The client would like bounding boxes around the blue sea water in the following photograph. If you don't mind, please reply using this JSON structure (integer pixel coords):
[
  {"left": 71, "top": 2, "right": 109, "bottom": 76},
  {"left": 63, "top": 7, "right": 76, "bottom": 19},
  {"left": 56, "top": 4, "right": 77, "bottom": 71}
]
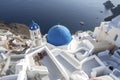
[{"left": 0, "top": 0, "right": 119, "bottom": 34}]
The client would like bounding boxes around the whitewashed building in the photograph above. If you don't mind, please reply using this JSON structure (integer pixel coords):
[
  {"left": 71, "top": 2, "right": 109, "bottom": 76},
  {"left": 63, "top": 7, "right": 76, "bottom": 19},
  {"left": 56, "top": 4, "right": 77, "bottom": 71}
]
[{"left": 93, "top": 15, "right": 120, "bottom": 47}]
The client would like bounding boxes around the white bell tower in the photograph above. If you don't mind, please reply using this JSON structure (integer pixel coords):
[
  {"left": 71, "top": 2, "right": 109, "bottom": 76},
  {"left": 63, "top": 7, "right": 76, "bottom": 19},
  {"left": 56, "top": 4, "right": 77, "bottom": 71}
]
[{"left": 29, "top": 21, "right": 42, "bottom": 47}]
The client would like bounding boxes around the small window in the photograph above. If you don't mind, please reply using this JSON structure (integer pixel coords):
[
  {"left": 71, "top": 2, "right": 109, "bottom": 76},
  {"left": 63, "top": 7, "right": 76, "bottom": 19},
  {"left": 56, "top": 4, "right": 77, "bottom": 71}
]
[
  {"left": 114, "top": 34, "right": 118, "bottom": 41},
  {"left": 34, "top": 32, "right": 37, "bottom": 36},
  {"left": 35, "top": 37, "right": 38, "bottom": 39}
]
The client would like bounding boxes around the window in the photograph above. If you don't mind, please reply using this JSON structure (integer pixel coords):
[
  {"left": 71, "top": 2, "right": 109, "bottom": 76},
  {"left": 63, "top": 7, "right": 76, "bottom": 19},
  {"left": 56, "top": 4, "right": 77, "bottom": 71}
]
[
  {"left": 34, "top": 32, "right": 37, "bottom": 36},
  {"left": 35, "top": 37, "right": 38, "bottom": 39},
  {"left": 114, "top": 34, "right": 118, "bottom": 41}
]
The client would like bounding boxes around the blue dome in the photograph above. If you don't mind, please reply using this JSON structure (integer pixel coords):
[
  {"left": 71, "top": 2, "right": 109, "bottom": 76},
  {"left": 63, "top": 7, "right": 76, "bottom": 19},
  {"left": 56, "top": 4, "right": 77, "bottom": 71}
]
[
  {"left": 47, "top": 25, "right": 72, "bottom": 46},
  {"left": 29, "top": 21, "right": 39, "bottom": 30}
]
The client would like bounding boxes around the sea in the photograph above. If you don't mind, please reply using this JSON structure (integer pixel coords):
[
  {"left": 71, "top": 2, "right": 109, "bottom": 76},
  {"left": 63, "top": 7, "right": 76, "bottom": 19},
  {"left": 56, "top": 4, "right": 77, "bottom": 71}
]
[{"left": 0, "top": 0, "right": 119, "bottom": 34}]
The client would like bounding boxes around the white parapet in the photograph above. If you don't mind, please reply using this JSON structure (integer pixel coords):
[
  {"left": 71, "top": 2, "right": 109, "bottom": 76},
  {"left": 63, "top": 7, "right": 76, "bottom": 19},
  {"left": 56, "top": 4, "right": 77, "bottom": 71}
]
[
  {"left": 17, "top": 70, "right": 27, "bottom": 80},
  {"left": 110, "top": 69, "right": 120, "bottom": 80},
  {"left": 15, "top": 59, "right": 27, "bottom": 74},
  {"left": 0, "top": 74, "right": 18, "bottom": 80},
  {"left": 45, "top": 46, "right": 70, "bottom": 80},
  {"left": 80, "top": 55, "right": 106, "bottom": 78},
  {"left": 25, "top": 46, "right": 69, "bottom": 80},
  {"left": 30, "top": 66, "right": 49, "bottom": 75},
  {"left": 70, "top": 71, "right": 89, "bottom": 80},
  {"left": 60, "top": 51, "right": 81, "bottom": 69}
]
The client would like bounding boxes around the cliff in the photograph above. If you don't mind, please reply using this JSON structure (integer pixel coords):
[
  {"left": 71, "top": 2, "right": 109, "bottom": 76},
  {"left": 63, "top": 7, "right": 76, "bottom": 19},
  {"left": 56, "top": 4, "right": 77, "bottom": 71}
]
[{"left": 0, "top": 21, "right": 30, "bottom": 39}]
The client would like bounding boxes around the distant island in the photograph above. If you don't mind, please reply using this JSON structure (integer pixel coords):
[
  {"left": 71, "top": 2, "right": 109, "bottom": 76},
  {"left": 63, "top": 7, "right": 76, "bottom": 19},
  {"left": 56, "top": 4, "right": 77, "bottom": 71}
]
[{"left": 0, "top": 21, "right": 30, "bottom": 39}]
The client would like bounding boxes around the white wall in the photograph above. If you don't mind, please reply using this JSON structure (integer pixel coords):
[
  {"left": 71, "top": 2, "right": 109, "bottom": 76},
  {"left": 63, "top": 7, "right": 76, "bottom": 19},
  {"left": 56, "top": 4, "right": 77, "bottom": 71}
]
[
  {"left": 0, "top": 74, "right": 18, "bottom": 80},
  {"left": 29, "top": 29, "right": 42, "bottom": 47},
  {"left": 94, "top": 22, "right": 120, "bottom": 47}
]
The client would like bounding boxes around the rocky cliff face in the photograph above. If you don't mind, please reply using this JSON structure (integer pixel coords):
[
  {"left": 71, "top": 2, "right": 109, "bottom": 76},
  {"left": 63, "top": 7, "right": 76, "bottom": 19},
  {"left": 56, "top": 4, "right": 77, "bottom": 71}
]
[
  {"left": 0, "top": 22, "right": 10, "bottom": 30},
  {"left": 9, "top": 23, "right": 30, "bottom": 39},
  {"left": 0, "top": 22, "right": 30, "bottom": 39}
]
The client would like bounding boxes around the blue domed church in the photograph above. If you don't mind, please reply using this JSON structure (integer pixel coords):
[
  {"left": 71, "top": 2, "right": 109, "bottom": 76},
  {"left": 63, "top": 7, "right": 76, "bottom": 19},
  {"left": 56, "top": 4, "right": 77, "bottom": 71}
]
[{"left": 47, "top": 25, "right": 72, "bottom": 46}]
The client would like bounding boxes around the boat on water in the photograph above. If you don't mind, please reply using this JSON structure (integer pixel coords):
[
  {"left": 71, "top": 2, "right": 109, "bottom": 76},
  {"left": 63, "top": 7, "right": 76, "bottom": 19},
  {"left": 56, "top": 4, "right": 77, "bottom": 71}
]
[
  {"left": 80, "top": 21, "right": 85, "bottom": 25},
  {"left": 0, "top": 15, "right": 120, "bottom": 80}
]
